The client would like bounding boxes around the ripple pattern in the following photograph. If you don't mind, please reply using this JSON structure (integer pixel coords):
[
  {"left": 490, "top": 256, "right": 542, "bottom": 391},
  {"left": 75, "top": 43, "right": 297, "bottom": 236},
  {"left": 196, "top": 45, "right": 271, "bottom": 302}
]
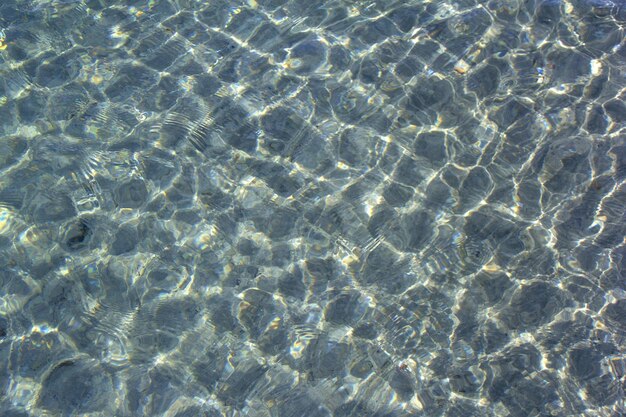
[{"left": 0, "top": 0, "right": 625, "bottom": 416}]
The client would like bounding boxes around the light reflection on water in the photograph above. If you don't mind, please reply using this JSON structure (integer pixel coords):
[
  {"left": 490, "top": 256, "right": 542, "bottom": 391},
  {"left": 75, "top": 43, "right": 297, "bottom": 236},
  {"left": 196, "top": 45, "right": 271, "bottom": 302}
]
[{"left": 0, "top": 0, "right": 625, "bottom": 416}]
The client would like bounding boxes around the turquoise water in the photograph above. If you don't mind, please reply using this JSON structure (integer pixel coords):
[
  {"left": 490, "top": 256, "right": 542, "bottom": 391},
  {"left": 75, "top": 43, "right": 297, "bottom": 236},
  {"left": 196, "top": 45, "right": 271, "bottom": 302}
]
[{"left": 0, "top": 0, "right": 625, "bottom": 416}]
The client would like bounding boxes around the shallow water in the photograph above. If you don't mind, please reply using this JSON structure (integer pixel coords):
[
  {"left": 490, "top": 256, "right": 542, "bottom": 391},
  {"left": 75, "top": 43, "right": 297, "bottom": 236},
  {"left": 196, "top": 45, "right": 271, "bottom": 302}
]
[{"left": 0, "top": 0, "right": 625, "bottom": 416}]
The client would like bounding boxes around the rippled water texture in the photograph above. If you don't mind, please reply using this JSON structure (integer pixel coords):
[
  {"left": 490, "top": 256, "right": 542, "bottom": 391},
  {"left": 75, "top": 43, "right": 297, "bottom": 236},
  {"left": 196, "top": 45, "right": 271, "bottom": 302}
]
[{"left": 1, "top": 0, "right": 626, "bottom": 416}]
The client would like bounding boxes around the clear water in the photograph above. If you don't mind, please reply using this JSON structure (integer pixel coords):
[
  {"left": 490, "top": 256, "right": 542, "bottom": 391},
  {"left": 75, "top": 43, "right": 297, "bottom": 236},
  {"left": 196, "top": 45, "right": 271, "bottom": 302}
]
[{"left": 0, "top": 0, "right": 625, "bottom": 416}]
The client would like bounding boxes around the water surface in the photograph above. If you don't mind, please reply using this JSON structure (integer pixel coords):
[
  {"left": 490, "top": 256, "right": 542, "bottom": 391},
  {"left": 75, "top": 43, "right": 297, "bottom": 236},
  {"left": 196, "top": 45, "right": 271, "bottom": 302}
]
[{"left": 1, "top": 0, "right": 625, "bottom": 416}]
